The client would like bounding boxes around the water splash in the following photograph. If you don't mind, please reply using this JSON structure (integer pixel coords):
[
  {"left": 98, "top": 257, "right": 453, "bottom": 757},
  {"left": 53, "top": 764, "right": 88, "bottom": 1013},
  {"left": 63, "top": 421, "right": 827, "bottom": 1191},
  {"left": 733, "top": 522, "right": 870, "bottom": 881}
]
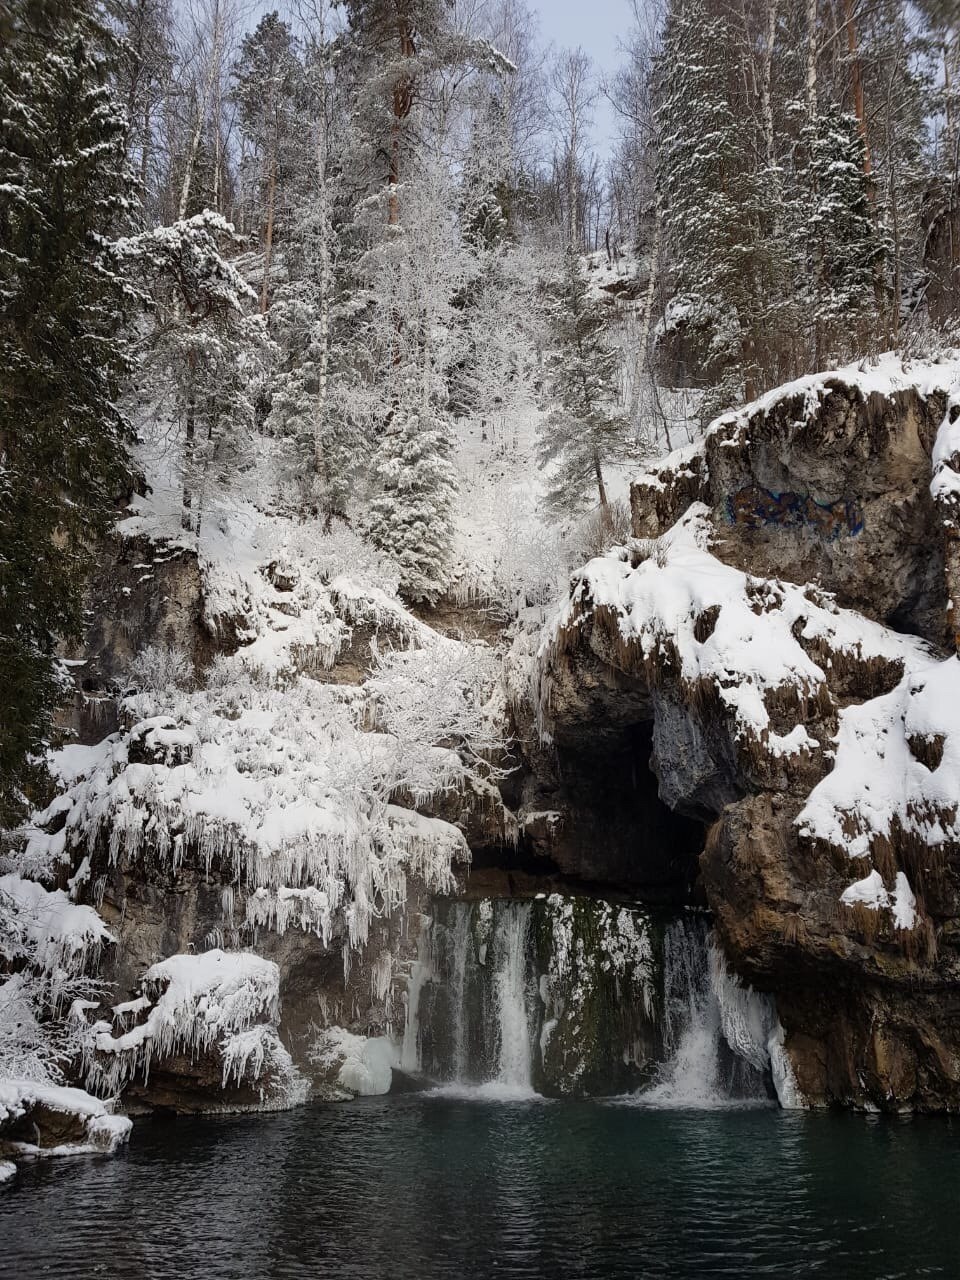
[{"left": 635, "top": 918, "right": 798, "bottom": 1110}]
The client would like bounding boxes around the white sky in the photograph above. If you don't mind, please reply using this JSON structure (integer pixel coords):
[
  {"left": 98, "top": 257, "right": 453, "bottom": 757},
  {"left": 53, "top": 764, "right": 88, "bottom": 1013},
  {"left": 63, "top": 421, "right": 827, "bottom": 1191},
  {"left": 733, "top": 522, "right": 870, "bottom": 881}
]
[{"left": 535, "top": 0, "right": 635, "bottom": 156}]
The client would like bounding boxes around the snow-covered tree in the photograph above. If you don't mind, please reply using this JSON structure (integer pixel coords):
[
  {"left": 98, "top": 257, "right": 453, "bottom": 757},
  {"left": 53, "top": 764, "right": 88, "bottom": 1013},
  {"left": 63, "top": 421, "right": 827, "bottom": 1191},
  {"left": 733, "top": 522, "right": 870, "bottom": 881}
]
[
  {"left": 265, "top": 24, "right": 363, "bottom": 517},
  {"left": 654, "top": 0, "right": 777, "bottom": 412},
  {"left": 119, "top": 211, "right": 274, "bottom": 533},
  {"left": 232, "top": 11, "right": 300, "bottom": 312},
  {"left": 538, "top": 247, "right": 628, "bottom": 519},
  {"left": 365, "top": 394, "right": 459, "bottom": 602},
  {"left": 354, "top": 162, "right": 474, "bottom": 599},
  {"left": 794, "top": 103, "right": 888, "bottom": 362},
  {"left": 0, "top": 0, "right": 136, "bottom": 822}
]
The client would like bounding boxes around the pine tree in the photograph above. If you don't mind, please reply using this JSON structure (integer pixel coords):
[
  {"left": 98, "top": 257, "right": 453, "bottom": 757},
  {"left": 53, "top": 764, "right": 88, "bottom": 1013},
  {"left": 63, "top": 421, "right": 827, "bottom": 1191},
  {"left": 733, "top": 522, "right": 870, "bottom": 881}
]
[
  {"left": 538, "top": 246, "right": 627, "bottom": 519},
  {"left": 356, "top": 161, "right": 469, "bottom": 599},
  {"left": 120, "top": 212, "right": 274, "bottom": 534},
  {"left": 232, "top": 11, "right": 299, "bottom": 312},
  {"left": 365, "top": 392, "right": 459, "bottom": 602},
  {"left": 795, "top": 103, "right": 887, "bottom": 360},
  {"left": 338, "top": 0, "right": 452, "bottom": 225},
  {"left": 264, "top": 27, "right": 362, "bottom": 517},
  {"left": 0, "top": 0, "right": 135, "bottom": 822},
  {"left": 653, "top": 0, "right": 790, "bottom": 414}
]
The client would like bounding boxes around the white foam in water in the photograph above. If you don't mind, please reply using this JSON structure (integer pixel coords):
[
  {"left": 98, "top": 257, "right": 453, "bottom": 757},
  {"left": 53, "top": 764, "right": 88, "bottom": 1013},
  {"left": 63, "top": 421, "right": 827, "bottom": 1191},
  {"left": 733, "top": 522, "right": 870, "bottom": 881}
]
[{"left": 424, "top": 1081, "right": 546, "bottom": 1103}]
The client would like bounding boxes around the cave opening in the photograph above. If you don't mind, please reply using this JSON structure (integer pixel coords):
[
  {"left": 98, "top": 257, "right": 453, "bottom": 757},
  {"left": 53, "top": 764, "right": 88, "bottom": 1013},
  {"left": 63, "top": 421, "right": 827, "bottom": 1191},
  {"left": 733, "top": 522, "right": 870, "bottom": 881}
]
[{"left": 476, "top": 719, "right": 706, "bottom": 909}]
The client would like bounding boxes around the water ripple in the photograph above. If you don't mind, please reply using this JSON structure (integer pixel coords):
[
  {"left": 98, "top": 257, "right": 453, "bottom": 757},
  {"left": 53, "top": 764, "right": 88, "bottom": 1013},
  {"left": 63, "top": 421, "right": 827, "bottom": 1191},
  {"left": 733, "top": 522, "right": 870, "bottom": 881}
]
[{"left": 1, "top": 1099, "right": 958, "bottom": 1280}]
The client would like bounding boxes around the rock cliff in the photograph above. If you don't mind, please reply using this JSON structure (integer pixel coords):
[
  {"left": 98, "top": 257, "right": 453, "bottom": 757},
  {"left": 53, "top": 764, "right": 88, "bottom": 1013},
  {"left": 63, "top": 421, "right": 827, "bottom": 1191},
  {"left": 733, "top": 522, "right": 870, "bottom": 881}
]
[{"left": 530, "top": 356, "right": 960, "bottom": 1111}]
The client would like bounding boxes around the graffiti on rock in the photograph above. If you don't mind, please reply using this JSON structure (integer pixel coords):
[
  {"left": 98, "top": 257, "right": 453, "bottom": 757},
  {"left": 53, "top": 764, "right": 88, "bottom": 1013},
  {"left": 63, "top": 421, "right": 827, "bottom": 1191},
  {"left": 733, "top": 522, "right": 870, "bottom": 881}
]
[{"left": 725, "top": 486, "right": 864, "bottom": 540}]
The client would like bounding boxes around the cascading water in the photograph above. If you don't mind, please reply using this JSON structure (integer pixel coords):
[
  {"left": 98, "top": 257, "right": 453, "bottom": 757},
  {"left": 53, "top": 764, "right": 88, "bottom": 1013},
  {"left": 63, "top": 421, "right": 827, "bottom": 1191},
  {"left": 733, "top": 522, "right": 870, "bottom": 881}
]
[
  {"left": 637, "top": 916, "right": 800, "bottom": 1109},
  {"left": 490, "top": 903, "right": 535, "bottom": 1089},
  {"left": 404, "top": 897, "right": 800, "bottom": 1106},
  {"left": 407, "top": 896, "right": 660, "bottom": 1098},
  {"left": 412, "top": 900, "right": 539, "bottom": 1096}
]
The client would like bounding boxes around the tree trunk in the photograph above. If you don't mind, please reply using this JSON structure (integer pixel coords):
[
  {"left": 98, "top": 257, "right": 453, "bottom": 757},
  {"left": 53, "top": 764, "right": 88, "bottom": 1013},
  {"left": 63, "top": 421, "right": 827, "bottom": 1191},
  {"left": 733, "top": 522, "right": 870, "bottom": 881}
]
[
  {"left": 805, "top": 0, "right": 818, "bottom": 122},
  {"left": 628, "top": 197, "right": 663, "bottom": 437},
  {"left": 842, "top": 0, "right": 871, "bottom": 175},
  {"left": 593, "top": 450, "right": 609, "bottom": 513},
  {"left": 260, "top": 136, "right": 278, "bottom": 313},
  {"left": 388, "top": 14, "right": 416, "bottom": 226},
  {"left": 760, "top": 0, "right": 779, "bottom": 169}
]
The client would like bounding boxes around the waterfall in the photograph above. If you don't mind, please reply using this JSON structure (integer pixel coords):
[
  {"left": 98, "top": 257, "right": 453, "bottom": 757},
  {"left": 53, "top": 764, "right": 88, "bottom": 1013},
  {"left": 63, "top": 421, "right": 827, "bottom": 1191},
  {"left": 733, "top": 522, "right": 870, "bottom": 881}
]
[
  {"left": 403, "top": 897, "right": 799, "bottom": 1105},
  {"left": 406, "top": 895, "right": 661, "bottom": 1098},
  {"left": 490, "top": 903, "right": 534, "bottom": 1089},
  {"left": 637, "top": 917, "right": 800, "bottom": 1109},
  {"left": 407, "top": 900, "right": 539, "bottom": 1096}
]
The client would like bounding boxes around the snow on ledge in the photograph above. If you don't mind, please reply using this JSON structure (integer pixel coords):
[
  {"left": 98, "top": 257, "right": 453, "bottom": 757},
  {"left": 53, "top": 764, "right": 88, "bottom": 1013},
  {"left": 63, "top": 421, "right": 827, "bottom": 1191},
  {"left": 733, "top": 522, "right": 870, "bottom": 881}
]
[
  {"left": 796, "top": 655, "right": 960, "bottom": 862},
  {"left": 707, "top": 352, "right": 960, "bottom": 446},
  {"left": 0, "top": 1079, "right": 132, "bottom": 1160},
  {"left": 839, "top": 870, "right": 917, "bottom": 932},
  {"left": 541, "top": 506, "right": 927, "bottom": 755}
]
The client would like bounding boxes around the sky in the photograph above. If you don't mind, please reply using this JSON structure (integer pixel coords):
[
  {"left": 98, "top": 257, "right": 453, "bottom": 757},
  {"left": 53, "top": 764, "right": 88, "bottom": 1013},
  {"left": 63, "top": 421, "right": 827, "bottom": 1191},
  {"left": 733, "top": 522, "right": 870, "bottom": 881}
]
[{"left": 536, "top": 0, "right": 635, "bottom": 156}]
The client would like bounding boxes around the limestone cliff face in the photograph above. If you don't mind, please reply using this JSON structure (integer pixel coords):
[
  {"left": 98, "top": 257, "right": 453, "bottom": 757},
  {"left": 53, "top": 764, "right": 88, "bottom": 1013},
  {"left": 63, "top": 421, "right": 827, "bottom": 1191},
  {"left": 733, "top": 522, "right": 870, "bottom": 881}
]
[
  {"left": 44, "top": 357, "right": 960, "bottom": 1114},
  {"left": 50, "top": 536, "right": 511, "bottom": 1113},
  {"left": 533, "top": 359, "right": 960, "bottom": 1112}
]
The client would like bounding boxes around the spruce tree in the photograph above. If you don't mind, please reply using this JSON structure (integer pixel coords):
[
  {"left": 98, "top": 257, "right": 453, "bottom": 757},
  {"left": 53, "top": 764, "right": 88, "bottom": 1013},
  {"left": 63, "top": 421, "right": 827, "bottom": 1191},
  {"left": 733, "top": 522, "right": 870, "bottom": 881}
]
[
  {"left": 538, "top": 246, "right": 627, "bottom": 519},
  {"left": 0, "top": 0, "right": 135, "bottom": 822},
  {"left": 365, "top": 393, "right": 459, "bottom": 602},
  {"left": 654, "top": 0, "right": 788, "bottom": 415},
  {"left": 796, "top": 103, "right": 887, "bottom": 359}
]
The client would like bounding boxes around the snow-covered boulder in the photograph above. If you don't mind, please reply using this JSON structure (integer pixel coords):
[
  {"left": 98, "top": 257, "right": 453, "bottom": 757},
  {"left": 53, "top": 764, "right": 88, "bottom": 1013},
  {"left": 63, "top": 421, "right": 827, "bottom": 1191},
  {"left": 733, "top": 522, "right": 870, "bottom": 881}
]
[
  {"left": 632, "top": 354, "right": 960, "bottom": 646},
  {"left": 0, "top": 1080, "right": 131, "bottom": 1166},
  {"left": 87, "top": 949, "right": 305, "bottom": 1112},
  {"left": 310, "top": 1027, "right": 400, "bottom": 1100}
]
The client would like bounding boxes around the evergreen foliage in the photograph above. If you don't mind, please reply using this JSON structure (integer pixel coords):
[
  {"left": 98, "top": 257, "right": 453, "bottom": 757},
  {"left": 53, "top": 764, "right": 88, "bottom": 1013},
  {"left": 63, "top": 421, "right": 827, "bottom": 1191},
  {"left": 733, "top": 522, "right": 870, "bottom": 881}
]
[
  {"left": 797, "top": 104, "right": 888, "bottom": 356},
  {"left": 364, "top": 395, "right": 459, "bottom": 603},
  {"left": 538, "top": 247, "right": 627, "bottom": 517},
  {"left": 0, "top": 0, "right": 135, "bottom": 821}
]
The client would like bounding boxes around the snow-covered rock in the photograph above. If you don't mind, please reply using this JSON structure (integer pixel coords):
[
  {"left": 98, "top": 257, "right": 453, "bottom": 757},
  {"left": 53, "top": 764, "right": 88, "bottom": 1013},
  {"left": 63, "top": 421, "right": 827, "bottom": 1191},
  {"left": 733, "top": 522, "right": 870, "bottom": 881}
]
[
  {"left": 0, "top": 1079, "right": 131, "bottom": 1164},
  {"left": 632, "top": 353, "right": 960, "bottom": 647},
  {"left": 88, "top": 949, "right": 293, "bottom": 1105}
]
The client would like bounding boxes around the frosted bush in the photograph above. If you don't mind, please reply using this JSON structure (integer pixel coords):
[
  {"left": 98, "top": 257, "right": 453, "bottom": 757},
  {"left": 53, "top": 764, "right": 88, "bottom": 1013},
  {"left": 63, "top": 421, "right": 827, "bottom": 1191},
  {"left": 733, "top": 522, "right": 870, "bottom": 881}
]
[
  {"left": 0, "top": 874, "right": 112, "bottom": 1084},
  {"left": 575, "top": 499, "right": 633, "bottom": 562},
  {"left": 125, "top": 645, "right": 192, "bottom": 696},
  {"left": 367, "top": 640, "right": 507, "bottom": 771}
]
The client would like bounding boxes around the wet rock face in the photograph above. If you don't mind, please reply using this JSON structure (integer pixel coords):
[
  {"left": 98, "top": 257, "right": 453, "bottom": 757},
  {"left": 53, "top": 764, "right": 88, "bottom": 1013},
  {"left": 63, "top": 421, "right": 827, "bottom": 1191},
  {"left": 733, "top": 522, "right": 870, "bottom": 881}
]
[{"left": 699, "top": 790, "right": 960, "bottom": 1112}]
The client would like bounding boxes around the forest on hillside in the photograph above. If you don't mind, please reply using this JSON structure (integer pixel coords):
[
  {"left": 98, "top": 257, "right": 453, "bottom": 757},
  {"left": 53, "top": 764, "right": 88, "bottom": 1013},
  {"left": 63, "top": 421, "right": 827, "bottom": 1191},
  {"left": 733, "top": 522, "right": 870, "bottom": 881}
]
[{"left": 2, "top": 0, "right": 959, "bottom": 820}]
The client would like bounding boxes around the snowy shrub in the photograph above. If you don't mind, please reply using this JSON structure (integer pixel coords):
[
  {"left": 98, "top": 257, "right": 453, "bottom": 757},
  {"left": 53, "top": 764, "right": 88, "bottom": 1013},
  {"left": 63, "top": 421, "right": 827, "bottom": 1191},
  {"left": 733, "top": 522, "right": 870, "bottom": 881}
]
[
  {"left": 575, "top": 500, "right": 633, "bottom": 561},
  {"left": 272, "top": 520, "right": 403, "bottom": 599},
  {"left": 0, "top": 874, "right": 113, "bottom": 1084},
  {"left": 124, "top": 645, "right": 192, "bottom": 697},
  {"left": 367, "top": 641, "right": 507, "bottom": 771}
]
